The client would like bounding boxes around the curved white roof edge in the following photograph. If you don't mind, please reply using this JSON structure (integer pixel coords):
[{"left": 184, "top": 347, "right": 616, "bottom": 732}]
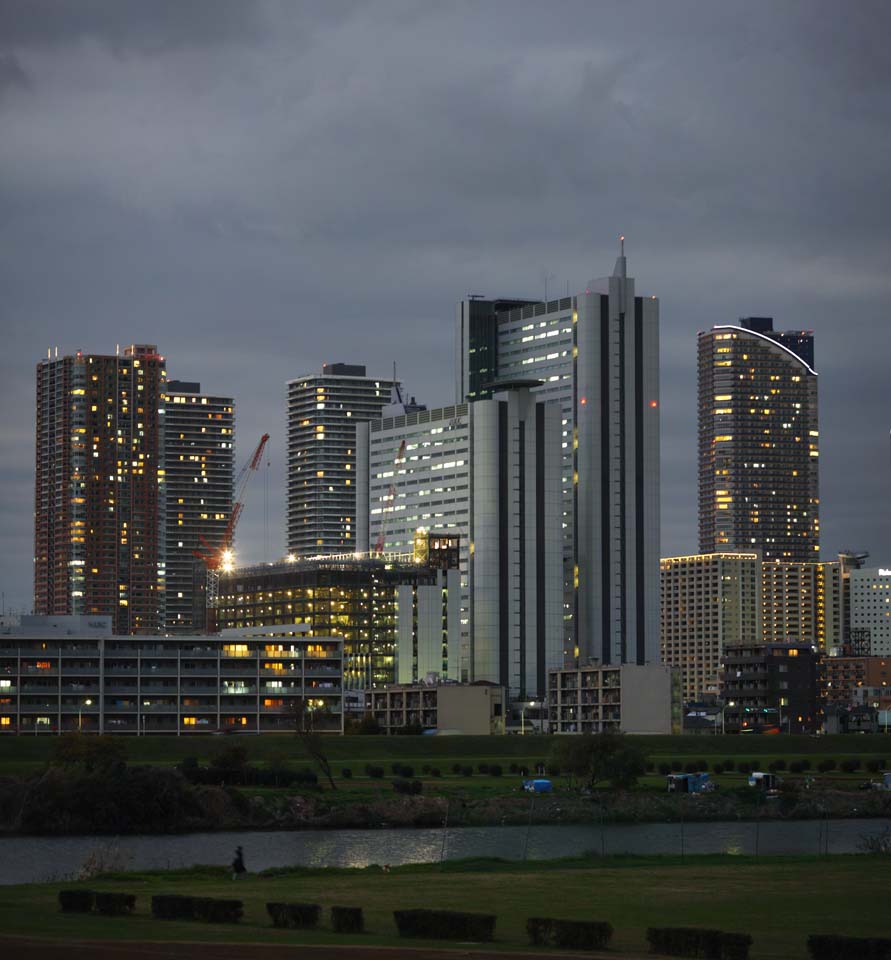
[{"left": 710, "top": 325, "right": 818, "bottom": 376}]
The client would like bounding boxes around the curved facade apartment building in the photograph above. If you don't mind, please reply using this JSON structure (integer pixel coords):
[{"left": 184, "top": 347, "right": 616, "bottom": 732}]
[{"left": 698, "top": 319, "right": 819, "bottom": 562}]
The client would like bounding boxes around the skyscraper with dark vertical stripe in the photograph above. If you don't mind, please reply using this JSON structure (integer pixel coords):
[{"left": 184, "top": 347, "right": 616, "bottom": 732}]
[{"left": 455, "top": 241, "right": 661, "bottom": 666}]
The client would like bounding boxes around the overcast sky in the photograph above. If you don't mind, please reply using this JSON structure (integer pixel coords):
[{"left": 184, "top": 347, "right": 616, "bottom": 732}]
[{"left": 1, "top": 0, "right": 889, "bottom": 614}]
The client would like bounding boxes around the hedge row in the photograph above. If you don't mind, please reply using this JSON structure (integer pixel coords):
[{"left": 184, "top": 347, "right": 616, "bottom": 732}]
[
  {"left": 59, "top": 890, "right": 135, "bottom": 916},
  {"left": 807, "top": 934, "right": 891, "bottom": 960},
  {"left": 151, "top": 894, "right": 242, "bottom": 923},
  {"left": 527, "top": 916, "right": 613, "bottom": 950},
  {"left": 394, "top": 908, "right": 496, "bottom": 941},
  {"left": 646, "top": 926, "right": 752, "bottom": 959},
  {"left": 267, "top": 902, "right": 321, "bottom": 929}
]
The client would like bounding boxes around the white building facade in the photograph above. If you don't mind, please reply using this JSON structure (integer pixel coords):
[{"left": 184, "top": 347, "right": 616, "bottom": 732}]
[
  {"left": 849, "top": 568, "right": 891, "bottom": 656},
  {"left": 357, "top": 386, "right": 563, "bottom": 698}
]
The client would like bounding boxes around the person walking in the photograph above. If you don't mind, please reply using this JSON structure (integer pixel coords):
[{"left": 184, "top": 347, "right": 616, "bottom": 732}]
[{"left": 232, "top": 845, "right": 246, "bottom": 880}]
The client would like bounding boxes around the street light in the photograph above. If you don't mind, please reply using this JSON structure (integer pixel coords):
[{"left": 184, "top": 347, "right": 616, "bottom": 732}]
[{"left": 78, "top": 698, "right": 93, "bottom": 732}]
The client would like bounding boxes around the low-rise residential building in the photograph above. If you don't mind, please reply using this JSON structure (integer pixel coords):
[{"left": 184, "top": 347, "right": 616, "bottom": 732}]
[
  {"left": 547, "top": 663, "right": 681, "bottom": 735},
  {"left": 721, "top": 642, "right": 820, "bottom": 734},
  {"left": 368, "top": 681, "right": 506, "bottom": 735},
  {"left": 824, "top": 655, "right": 891, "bottom": 705},
  {"left": 0, "top": 617, "right": 344, "bottom": 735}
]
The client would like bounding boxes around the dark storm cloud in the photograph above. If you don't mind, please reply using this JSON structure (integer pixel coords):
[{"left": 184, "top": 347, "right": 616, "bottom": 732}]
[
  {"left": 0, "top": 0, "right": 265, "bottom": 52},
  {"left": 1, "top": 0, "right": 890, "bottom": 611}
]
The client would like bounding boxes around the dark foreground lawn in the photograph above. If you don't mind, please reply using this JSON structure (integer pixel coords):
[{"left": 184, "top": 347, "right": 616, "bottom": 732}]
[{"left": 0, "top": 854, "right": 887, "bottom": 959}]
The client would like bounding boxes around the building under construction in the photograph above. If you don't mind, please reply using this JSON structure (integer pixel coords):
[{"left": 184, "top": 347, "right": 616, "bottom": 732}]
[{"left": 216, "top": 532, "right": 461, "bottom": 688}]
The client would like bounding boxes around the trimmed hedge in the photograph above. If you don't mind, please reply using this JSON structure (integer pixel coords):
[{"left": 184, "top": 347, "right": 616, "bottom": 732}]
[
  {"left": 331, "top": 905, "right": 364, "bottom": 934},
  {"left": 807, "top": 934, "right": 891, "bottom": 960},
  {"left": 527, "top": 916, "right": 613, "bottom": 950},
  {"left": 267, "top": 901, "right": 321, "bottom": 929},
  {"left": 192, "top": 897, "right": 243, "bottom": 924},
  {"left": 646, "top": 926, "right": 753, "bottom": 959},
  {"left": 94, "top": 892, "right": 136, "bottom": 916},
  {"left": 152, "top": 894, "right": 196, "bottom": 920},
  {"left": 58, "top": 889, "right": 95, "bottom": 913},
  {"left": 394, "top": 908, "right": 496, "bottom": 942},
  {"left": 152, "top": 894, "right": 241, "bottom": 923}
]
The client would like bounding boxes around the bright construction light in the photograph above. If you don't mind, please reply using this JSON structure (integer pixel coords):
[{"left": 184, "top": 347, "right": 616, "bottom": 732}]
[
  {"left": 287, "top": 553, "right": 297, "bottom": 563},
  {"left": 221, "top": 548, "right": 235, "bottom": 573}
]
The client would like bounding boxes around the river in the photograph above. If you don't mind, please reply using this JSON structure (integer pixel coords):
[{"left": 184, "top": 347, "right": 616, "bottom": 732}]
[{"left": 2, "top": 818, "right": 887, "bottom": 885}]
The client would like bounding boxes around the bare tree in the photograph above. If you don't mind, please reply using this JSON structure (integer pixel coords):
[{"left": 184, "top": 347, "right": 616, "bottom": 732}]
[{"left": 287, "top": 698, "right": 337, "bottom": 790}]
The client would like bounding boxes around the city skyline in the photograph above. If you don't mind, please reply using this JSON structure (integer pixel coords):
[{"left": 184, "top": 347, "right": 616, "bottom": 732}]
[{"left": 1, "top": 2, "right": 890, "bottom": 613}]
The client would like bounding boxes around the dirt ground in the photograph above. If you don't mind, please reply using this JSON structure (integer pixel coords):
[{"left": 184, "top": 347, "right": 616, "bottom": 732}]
[{"left": 0, "top": 938, "right": 628, "bottom": 960}]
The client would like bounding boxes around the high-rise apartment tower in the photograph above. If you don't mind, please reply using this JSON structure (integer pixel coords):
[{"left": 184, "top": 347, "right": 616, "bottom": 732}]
[
  {"left": 455, "top": 242, "right": 660, "bottom": 666},
  {"left": 287, "top": 363, "right": 398, "bottom": 557},
  {"left": 698, "top": 318, "right": 819, "bottom": 562},
  {"left": 162, "top": 381, "right": 235, "bottom": 634},
  {"left": 34, "top": 345, "right": 166, "bottom": 634}
]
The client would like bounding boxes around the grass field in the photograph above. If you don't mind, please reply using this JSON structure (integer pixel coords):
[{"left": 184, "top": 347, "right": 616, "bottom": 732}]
[{"left": 0, "top": 854, "right": 887, "bottom": 959}]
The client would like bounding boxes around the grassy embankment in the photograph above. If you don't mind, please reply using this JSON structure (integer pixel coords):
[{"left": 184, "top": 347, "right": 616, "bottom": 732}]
[
  {"left": 0, "top": 854, "right": 888, "bottom": 959},
  {"left": 0, "top": 734, "right": 887, "bottom": 797}
]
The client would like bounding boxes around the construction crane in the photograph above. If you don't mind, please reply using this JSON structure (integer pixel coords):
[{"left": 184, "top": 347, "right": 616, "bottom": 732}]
[
  {"left": 374, "top": 438, "right": 406, "bottom": 556},
  {"left": 194, "top": 432, "right": 270, "bottom": 627}
]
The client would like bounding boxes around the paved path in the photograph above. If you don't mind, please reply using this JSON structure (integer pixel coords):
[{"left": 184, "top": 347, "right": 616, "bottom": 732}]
[{"left": 0, "top": 937, "right": 638, "bottom": 960}]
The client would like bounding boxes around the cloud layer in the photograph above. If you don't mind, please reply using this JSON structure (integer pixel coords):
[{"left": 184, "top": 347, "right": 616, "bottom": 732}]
[{"left": 2, "top": 0, "right": 890, "bottom": 613}]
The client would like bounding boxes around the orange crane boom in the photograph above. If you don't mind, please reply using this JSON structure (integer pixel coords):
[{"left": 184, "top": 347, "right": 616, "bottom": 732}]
[{"left": 194, "top": 432, "right": 270, "bottom": 571}]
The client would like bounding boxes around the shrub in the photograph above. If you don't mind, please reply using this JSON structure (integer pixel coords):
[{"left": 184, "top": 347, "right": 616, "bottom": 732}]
[
  {"left": 152, "top": 894, "right": 196, "bottom": 921},
  {"left": 431, "top": 767, "right": 442, "bottom": 778},
  {"left": 294, "top": 768, "right": 319, "bottom": 786},
  {"left": 394, "top": 908, "right": 496, "bottom": 942},
  {"left": 393, "top": 778, "right": 423, "bottom": 795},
  {"left": 772, "top": 759, "right": 787, "bottom": 771},
  {"left": 461, "top": 765, "right": 473, "bottom": 778},
  {"left": 400, "top": 765, "right": 415, "bottom": 779},
  {"left": 267, "top": 902, "right": 320, "bottom": 929},
  {"left": 800, "top": 759, "right": 811, "bottom": 771},
  {"left": 549, "top": 765, "right": 561, "bottom": 778},
  {"left": 366, "top": 765, "right": 385, "bottom": 779},
  {"left": 789, "top": 761, "right": 804, "bottom": 774},
  {"left": 179, "top": 756, "right": 201, "bottom": 782},
  {"left": 191, "top": 897, "right": 242, "bottom": 924},
  {"left": 509, "top": 763, "right": 519, "bottom": 774},
  {"left": 670, "top": 760, "right": 683, "bottom": 772},
  {"left": 807, "top": 934, "right": 891, "bottom": 960},
  {"left": 518, "top": 766, "right": 529, "bottom": 777},
  {"left": 422, "top": 764, "right": 431, "bottom": 775},
  {"left": 866, "top": 759, "right": 881, "bottom": 774},
  {"left": 527, "top": 917, "right": 613, "bottom": 950},
  {"left": 722, "top": 760, "right": 735, "bottom": 772},
  {"left": 713, "top": 763, "right": 725, "bottom": 775},
  {"left": 646, "top": 927, "right": 752, "bottom": 960},
  {"left": 818, "top": 759, "right": 836, "bottom": 774},
  {"left": 658, "top": 762, "right": 672, "bottom": 776},
  {"left": 478, "top": 763, "right": 490, "bottom": 774},
  {"left": 452, "top": 763, "right": 463, "bottom": 775},
  {"left": 645, "top": 761, "right": 655, "bottom": 773},
  {"left": 341, "top": 767, "right": 352, "bottom": 779},
  {"left": 489, "top": 764, "right": 503, "bottom": 777},
  {"left": 684, "top": 762, "right": 699, "bottom": 774},
  {"left": 696, "top": 760, "right": 709, "bottom": 772},
  {"left": 768, "top": 761, "right": 781, "bottom": 773},
  {"left": 59, "top": 889, "right": 95, "bottom": 913},
  {"left": 331, "top": 906, "right": 364, "bottom": 934},
  {"left": 737, "top": 762, "right": 751, "bottom": 775},
  {"left": 839, "top": 759, "right": 860, "bottom": 774},
  {"left": 391, "top": 762, "right": 403, "bottom": 775},
  {"left": 94, "top": 892, "right": 136, "bottom": 916}
]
